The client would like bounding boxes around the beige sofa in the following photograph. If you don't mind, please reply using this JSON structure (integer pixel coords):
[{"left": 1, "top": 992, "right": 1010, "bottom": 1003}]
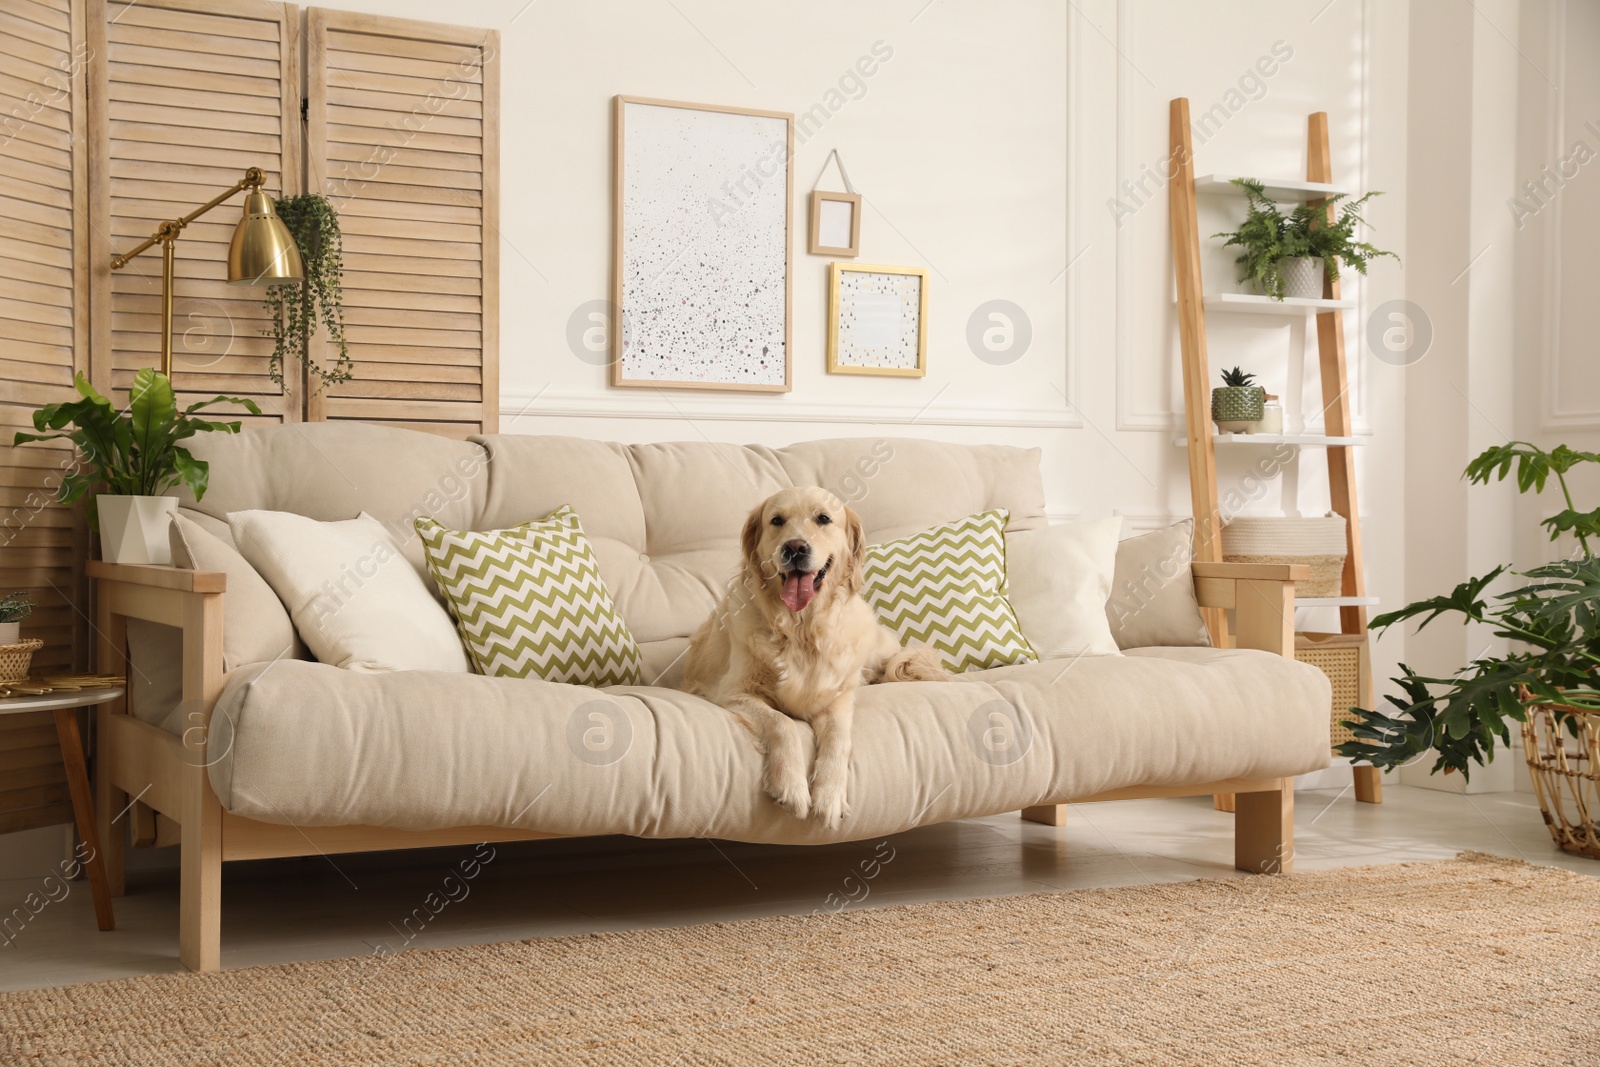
[{"left": 89, "top": 425, "right": 1330, "bottom": 971}]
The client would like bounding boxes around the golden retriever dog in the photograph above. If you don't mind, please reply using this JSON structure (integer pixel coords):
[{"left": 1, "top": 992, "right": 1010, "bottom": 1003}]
[{"left": 685, "top": 487, "right": 948, "bottom": 829}]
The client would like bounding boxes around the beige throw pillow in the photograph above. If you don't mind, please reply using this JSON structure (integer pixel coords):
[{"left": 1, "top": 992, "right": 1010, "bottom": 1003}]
[
  {"left": 1005, "top": 517, "right": 1122, "bottom": 659},
  {"left": 228, "top": 510, "right": 469, "bottom": 674},
  {"left": 1105, "top": 519, "right": 1212, "bottom": 649},
  {"left": 170, "top": 512, "right": 303, "bottom": 671}
]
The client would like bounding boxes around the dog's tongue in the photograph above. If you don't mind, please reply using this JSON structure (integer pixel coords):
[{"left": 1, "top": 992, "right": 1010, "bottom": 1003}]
[{"left": 781, "top": 571, "right": 818, "bottom": 612}]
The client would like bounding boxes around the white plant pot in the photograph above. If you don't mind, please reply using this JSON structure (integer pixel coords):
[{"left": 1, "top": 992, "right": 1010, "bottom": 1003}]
[
  {"left": 0, "top": 622, "right": 19, "bottom": 645},
  {"left": 1279, "top": 256, "right": 1325, "bottom": 300},
  {"left": 98, "top": 495, "right": 178, "bottom": 565}
]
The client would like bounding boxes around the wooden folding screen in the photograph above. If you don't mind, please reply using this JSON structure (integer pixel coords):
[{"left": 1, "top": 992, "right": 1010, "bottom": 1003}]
[
  {"left": 87, "top": 0, "right": 302, "bottom": 419},
  {"left": 305, "top": 8, "right": 499, "bottom": 438},
  {"left": 0, "top": 0, "right": 90, "bottom": 832}
]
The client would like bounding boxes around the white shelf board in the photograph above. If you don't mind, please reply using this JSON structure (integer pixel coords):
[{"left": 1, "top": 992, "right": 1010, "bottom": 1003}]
[
  {"left": 1195, "top": 174, "right": 1350, "bottom": 200},
  {"left": 1174, "top": 433, "right": 1364, "bottom": 447},
  {"left": 1295, "top": 596, "right": 1380, "bottom": 608},
  {"left": 1205, "top": 292, "right": 1356, "bottom": 316}
]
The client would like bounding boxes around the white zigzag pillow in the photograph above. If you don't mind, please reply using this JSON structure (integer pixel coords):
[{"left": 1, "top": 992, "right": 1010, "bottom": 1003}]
[
  {"left": 415, "top": 507, "right": 643, "bottom": 687},
  {"left": 860, "top": 509, "right": 1037, "bottom": 674}
]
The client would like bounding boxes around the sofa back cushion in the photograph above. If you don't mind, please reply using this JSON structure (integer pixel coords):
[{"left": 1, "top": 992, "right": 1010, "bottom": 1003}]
[{"left": 175, "top": 426, "right": 1046, "bottom": 653}]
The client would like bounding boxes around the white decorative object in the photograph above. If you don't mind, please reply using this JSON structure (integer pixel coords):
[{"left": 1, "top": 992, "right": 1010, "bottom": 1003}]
[
  {"left": 1279, "top": 256, "right": 1324, "bottom": 300},
  {"left": 1257, "top": 396, "right": 1284, "bottom": 434},
  {"left": 611, "top": 95, "right": 793, "bottom": 393},
  {"left": 98, "top": 496, "right": 177, "bottom": 565},
  {"left": 228, "top": 510, "right": 470, "bottom": 674},
  {"left": 827, "top": 263, "right": 929, "bottom": 377},
  {"left": 1005, "top": 517, "right": 1124, "bottom": 658},
  {"left": 0, "top": 622, "right": 19, "bottom": 645}
]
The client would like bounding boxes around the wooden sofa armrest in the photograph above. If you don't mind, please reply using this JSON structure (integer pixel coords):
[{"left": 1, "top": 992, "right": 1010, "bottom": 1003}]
[
  {"left": 87, "top": 560, "right": 227, "bottom": 593},
  {"left": 1190, "top": 561, "right": 1302, "bottom": 657}
]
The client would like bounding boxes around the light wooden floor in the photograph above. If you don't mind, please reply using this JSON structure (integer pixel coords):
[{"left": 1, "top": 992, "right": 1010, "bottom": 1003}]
[{"left": 2, "top": 784, "right": 1594, "bottom": 991}]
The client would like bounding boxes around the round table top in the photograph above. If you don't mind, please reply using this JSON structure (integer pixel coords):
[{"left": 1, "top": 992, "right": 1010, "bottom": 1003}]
[{"left": 0, "top": 687, "right": 124, "bottom": 715}]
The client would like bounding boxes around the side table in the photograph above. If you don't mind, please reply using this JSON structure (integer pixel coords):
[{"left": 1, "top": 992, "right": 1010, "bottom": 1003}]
[{"left": 1, "top": 687, "right": 124, "bottom": 931}]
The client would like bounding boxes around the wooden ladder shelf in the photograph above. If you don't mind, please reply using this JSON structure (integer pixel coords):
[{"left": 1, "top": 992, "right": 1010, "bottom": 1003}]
[{"left": 1168, "top": 99, "right": 1382, "bottom": 807}]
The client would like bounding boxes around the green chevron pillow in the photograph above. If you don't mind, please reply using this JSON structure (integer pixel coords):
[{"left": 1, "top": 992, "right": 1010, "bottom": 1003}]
[
  {"left": 415, "top": 507, "right": 643, "bottom": 687},
  {"left": 860, "top": 509, "right": 1037, "bottom": 674}
]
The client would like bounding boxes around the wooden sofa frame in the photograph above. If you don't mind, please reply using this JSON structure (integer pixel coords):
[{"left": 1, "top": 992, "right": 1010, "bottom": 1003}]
[{"left": 89, "top": 558, "right": 1306, "bottom": 972}]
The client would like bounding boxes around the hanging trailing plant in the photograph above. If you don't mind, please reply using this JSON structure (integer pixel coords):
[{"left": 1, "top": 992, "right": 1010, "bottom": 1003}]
[{"left": 263, "top": 194, "right": 354, "bottom": 393}]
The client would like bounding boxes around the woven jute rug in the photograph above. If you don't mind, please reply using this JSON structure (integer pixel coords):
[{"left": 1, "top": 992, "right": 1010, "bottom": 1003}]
[{"left": 5, "top": 852, "right": 1600, "bottom": 1066}]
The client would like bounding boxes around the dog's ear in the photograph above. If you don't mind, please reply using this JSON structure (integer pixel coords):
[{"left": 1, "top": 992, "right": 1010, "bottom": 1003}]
[
  {"left": 841, "top": 505, "right": 867, "bottom": 594},
  {"left": 740, "top": 504, "right": 766, "bottom": 584}
]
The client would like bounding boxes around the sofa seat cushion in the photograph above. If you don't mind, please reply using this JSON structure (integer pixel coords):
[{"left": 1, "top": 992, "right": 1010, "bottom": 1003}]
[{"left": 207, "top": 647, "right": 1330, "bottom": 843}]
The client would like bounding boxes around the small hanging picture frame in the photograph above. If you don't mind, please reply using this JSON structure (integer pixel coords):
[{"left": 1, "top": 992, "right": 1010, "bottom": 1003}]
[
  {"left": 827, "top": 262, "right": 928, "bottom": 378},
  {"left": 810, "top": 190, "right": 861, "bottom": 257},
  {"left": 808, "top": 148, "right": 861, "bottom": 257}
]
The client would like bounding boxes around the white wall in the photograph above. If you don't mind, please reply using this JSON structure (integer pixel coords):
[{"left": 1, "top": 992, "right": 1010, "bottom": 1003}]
[{"left": 307, "top": 0, "right": 1409, "bottom": 647}]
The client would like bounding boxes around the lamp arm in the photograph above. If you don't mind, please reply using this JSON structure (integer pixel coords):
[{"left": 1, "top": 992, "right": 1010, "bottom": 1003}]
[{"left": 109, "top": 167, "right": 267, "bottom": 270}]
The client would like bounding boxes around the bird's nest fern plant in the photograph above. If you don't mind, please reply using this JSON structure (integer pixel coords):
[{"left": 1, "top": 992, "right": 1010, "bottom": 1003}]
[{"left": 1339, "top": 443, "right": 1600, "bottom": 779}]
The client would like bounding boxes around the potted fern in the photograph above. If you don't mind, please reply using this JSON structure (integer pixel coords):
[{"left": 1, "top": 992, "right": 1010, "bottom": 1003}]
[
  {"left": 1339, "top": 443, "right": 1600, "bottom": 857},
  {"left": 13, "top": 370, "right": 260, "bottom": 565},
  {"left": 1212, "top": 366, "right": 1265, "bottom": 432},
  {"left": 1214, "top": 178, "right": 1398, "bottom": 300}
]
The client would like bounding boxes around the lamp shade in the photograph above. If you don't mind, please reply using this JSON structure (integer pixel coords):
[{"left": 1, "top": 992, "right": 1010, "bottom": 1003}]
[{"left": 227, "top": 189, "right": 304, "bottom": 285}]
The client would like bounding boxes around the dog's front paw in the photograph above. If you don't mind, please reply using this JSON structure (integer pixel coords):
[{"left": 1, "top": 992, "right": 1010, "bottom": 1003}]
[
  {"left": 764, "top": 757, "right": 811, "bottom": 820},
  {"left": 809, "top": 779, "right": 850, "bottom": 830}
]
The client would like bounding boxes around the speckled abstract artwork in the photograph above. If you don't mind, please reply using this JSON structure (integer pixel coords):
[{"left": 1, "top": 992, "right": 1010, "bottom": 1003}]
[
  {"left": 618, "top": 100, "right": 790, "bottom": 390},
  {"left": 836, "top": 269, "right": 923, "bottom": 370}
]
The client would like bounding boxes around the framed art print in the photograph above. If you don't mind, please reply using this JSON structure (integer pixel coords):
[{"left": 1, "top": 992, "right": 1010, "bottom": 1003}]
[
  {"left": 611, "top": 95, "right": 793, "bottom": 392},
  {"left": 826, "top": 262, "right": 928, "bottom": 378},
  {"left": 809, "top": 190, "right": 860, "bottom": 256}
]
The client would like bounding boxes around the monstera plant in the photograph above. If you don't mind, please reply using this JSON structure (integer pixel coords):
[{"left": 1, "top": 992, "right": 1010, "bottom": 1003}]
[
  {"left": 13, "top": 369, "right": 260, "bottom": 563},
  {"left": 1339, "top": 443, "right": 1600, "bottom": 779}
]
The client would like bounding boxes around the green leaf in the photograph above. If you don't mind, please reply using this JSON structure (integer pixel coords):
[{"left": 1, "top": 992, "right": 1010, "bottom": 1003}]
[
  {"left": 171, "top": 447, "right": 209, "bottom": 502},
  {"left": 1371, "top": 565, "right": 1507, "bottom": 632},
  {"left": 1541, "top": 507, "right": 1600, "bottom": 544},
  {"left": 185, "top": 394, "right": 262, "bottom": 417}
]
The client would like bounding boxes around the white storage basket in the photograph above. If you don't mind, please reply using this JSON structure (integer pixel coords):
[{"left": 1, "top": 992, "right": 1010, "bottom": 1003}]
[{"left": 1220, "top": 515, "right": 1348, "bottom": 598}]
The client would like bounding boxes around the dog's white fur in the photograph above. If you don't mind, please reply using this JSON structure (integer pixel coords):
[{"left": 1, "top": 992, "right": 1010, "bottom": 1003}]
[{"left": 684, "top": 487, "right": 948, "bottom": 828}]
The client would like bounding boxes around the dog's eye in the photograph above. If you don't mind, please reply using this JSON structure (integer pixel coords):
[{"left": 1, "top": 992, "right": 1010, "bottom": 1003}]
[
  {"left": 816, "top": 513, "right": 832, "bottom": 525},
  {"left": 769, "top": 515, "right": 784, "bottom": 527}
]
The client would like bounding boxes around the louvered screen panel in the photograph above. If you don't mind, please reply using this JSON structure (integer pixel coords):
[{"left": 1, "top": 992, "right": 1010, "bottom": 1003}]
[
  {"left": 305, "top": 9, "right": 498, "bottom": 438},
  {"left": 0, "top": 0, "right": 89, "bottom": 833},
  {"left": 89, "top": 0, "right": 301, "bottom": 421}
]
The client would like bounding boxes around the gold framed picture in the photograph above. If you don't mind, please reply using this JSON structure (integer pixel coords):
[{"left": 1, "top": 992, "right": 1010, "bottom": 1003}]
[
  {"left": 611, "top": 95, "right": 794, "bottom": 392},
  {"left": 808, "top": 190, "right": 860, "bottom": 257},
  {"left": 826, "top": 262, "right": 928, "bottom": 378}
]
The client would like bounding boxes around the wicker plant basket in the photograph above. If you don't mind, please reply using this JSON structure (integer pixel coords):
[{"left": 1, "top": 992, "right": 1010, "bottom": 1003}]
[
  {"left": 1522, "top": 696, "right": 1600, "bottom": 859},
  {"left": 0, "top": 639, "right": 44, "bottom": 683},
  {"left": 1221, "top": 515, "right": 1348, "bottom": 598}
]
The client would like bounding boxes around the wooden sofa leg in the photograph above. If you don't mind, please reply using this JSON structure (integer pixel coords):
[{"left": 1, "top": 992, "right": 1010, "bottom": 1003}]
[
  {"left": 179, "top": 775, "right": 222, "bottom": 972},
  {"left": 1234, "top": 779, "right": 1293, "bottom": 874},
  {"left": 1352, "top": 765, "right": 1383, "bottom": 804},
  {"left": 1020, "top": 804, "right": 1067, "bottom": 826}
]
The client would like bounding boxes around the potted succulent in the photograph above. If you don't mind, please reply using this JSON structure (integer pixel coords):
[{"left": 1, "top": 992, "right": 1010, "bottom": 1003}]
[
  {"left": 1214, "top": 178, "right": 1398, "bottom": 300},
  {"left": 13, "top": 369, "right": 260, "bottom": 565},
  {"left": 1212, "top": 366, "right": 1265, "bottom": 432},
  {"left": 1339, "top": 443, "right": 1600, "bottom": 857},
  {"left": 0, "top": 592, "right": 32, "bottom": 646}
]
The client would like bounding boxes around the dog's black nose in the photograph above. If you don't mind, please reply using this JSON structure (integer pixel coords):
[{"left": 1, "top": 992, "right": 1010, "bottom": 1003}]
[{"left": 781, "top": 539, "right": 810, "bottom": 563}]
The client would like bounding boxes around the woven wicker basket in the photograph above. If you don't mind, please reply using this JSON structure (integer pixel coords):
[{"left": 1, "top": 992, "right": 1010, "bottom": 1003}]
[
  {"left": 0, "top": 639, "right": 43, "bottom": 683},
  {"left": 1221, "top": 516, "right": 1348, "bottom": 598},
  {"left": 1295, "top": 632, "right": 1368, "bottom": 749},
  {"left": 1522, "top": 697, "right": 1600, "bottom": 859}
]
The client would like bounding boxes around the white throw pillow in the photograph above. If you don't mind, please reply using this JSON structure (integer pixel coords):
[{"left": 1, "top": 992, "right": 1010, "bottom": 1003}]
[
  {"left": 1004, "top": 516, "right": 1123, "bottom": 659},
  {"left": 228, "top": 510, "right": 470, "bottom": 674}
]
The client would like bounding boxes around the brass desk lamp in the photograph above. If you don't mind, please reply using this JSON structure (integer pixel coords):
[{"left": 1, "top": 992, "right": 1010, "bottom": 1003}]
[{"left": 109, "top": 166, "right": 304, "bottom": 377}]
